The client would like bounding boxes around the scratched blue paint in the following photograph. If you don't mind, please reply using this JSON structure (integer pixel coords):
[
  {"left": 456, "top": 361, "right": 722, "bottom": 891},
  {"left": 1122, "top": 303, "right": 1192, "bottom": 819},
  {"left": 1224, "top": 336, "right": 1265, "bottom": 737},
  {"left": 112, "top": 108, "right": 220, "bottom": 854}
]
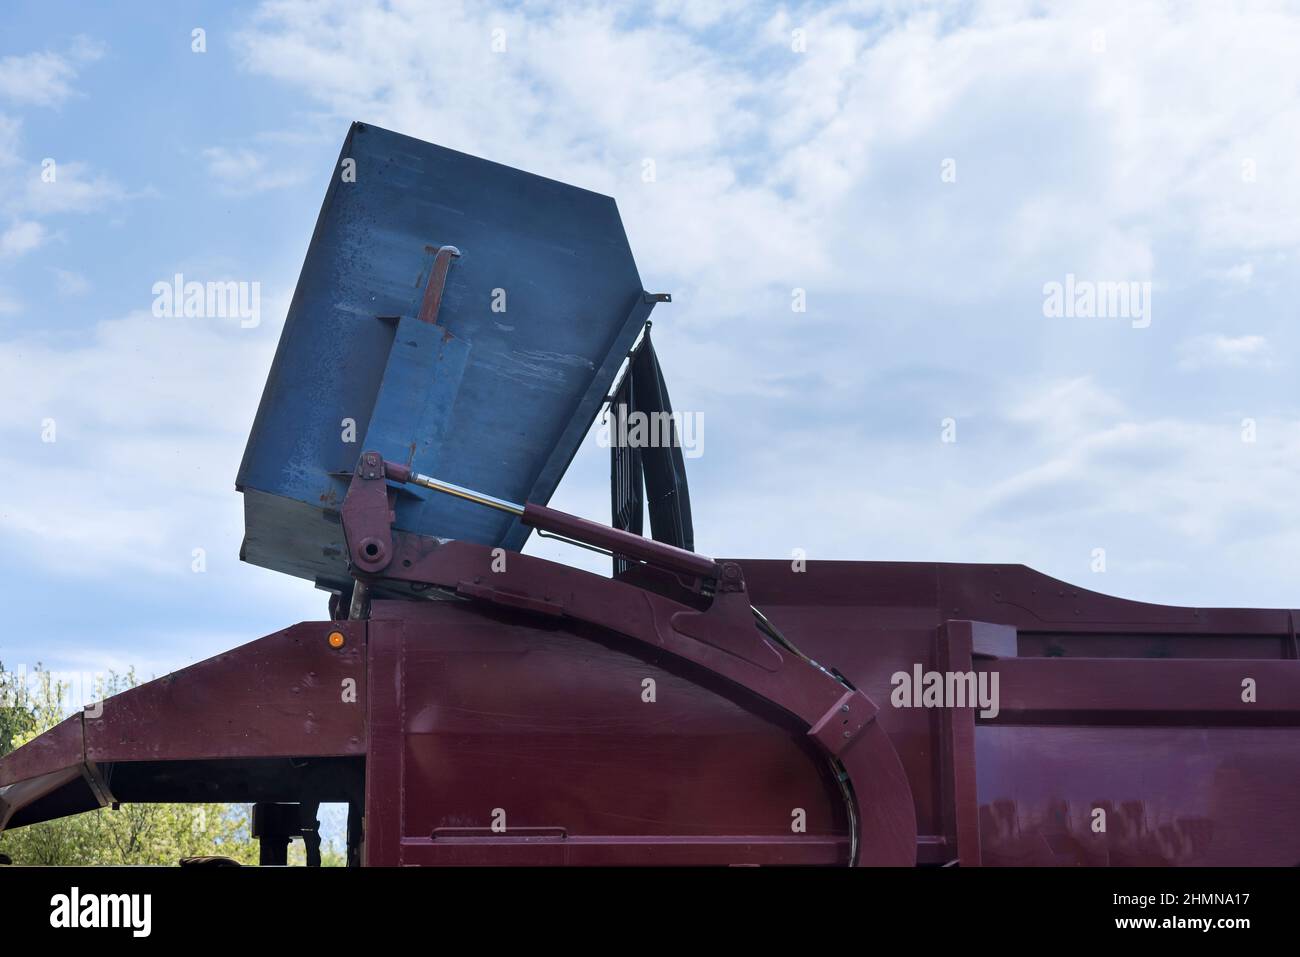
[{"left": 237, "top": 122, "right": 656, "bottom": 587}]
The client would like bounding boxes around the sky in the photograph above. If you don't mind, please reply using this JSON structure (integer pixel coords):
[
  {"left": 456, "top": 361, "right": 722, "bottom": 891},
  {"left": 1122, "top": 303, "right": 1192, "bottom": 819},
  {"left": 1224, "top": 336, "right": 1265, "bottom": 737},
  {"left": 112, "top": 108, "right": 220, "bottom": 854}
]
[{"left": 3, "top": 0, "right": 1300, "bottom": 691}]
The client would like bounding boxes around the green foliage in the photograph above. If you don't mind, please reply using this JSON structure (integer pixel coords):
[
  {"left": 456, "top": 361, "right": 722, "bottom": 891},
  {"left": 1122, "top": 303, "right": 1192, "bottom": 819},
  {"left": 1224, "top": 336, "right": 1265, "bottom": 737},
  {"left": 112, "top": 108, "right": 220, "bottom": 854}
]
[
  {"left": 0, "top": 662, "right": 38, "bottom": 759},
  {"left": 0, "top": 798, "right": 261, "bottom": 866},
  {"left": 0, "top": 661, "right": 291, "bottom": 866}
]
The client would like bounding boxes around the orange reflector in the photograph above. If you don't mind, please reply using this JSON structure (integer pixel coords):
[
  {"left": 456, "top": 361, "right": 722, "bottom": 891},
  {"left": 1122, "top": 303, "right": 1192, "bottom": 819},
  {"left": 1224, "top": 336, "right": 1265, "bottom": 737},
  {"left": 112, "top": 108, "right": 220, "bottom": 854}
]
[{"left": 328, "top": 631, "right": 346, "bottom": 649}]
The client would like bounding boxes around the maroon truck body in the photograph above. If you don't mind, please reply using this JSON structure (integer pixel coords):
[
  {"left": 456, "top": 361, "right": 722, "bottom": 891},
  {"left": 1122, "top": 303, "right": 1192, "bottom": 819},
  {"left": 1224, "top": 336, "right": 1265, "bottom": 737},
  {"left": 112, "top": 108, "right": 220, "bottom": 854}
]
[
  {"left": 4, "top": 558, "right": 1297, "bottom": 866},
  {"left": 3, "top": 130, "right": 1296, "bottom": 867}
]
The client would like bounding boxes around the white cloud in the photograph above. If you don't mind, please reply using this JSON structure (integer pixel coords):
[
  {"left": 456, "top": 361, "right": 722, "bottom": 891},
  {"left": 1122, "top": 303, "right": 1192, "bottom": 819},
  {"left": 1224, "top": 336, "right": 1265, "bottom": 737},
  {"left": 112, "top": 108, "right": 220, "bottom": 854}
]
[
  {"left": 0, "top": 36, "right": 105, "bottom": 108},
  {"left": 14, "top": 160, "right": 129, "bottom": 216},
  {"left": 1210, "top": 262, "right": 1254, "bottom": 284},
  {"left": 0, "top": 43, "right": 127, "bottom": 289},
  {"left": 201, "top": 146, "right": 304, "bottom": 195},
  {"left": 1005, "top": 376, "right": 1127, "bottom": 438},
  {"left": 1178, "top": 334, "right": 1275, "bottom": 371},
  {"left": 0, "top": 220, "right": 48, "bottom": 258},
  {"left": 216, "top": 0, "right": 1300, "bottom": 611},
  {"left": 0, "top": 306, "right": 288, "bottom": 577},
  {"left": 5, "top": 0, "right": 1300, "bottom": 649},
  {"left": 231, "top": 0, "right": 1300, "bottom": 315},
  {"left": 651, "top": 0, "right": 753, "bottom": 30},
  {"left": 51, "top": 267, "right": 89, "bottom": 296},
  {"left": 0, "top": 113, "right": 20, "bottom": 168}
]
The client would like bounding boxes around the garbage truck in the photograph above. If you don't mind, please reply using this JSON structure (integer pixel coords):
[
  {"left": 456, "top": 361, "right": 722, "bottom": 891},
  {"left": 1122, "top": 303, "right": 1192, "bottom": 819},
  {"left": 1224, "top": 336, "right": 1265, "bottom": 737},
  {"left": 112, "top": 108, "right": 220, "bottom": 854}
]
[{"left": 2, "top": 123, "right": 1297, "bottom": 866}]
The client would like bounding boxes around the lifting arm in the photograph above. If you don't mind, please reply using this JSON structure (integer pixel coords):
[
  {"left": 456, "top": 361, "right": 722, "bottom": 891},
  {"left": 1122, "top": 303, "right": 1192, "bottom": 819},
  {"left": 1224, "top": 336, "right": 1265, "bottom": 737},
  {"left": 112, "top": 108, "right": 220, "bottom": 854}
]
[{"left": 339, "top": 451, "right": 918, "bottom": 865}]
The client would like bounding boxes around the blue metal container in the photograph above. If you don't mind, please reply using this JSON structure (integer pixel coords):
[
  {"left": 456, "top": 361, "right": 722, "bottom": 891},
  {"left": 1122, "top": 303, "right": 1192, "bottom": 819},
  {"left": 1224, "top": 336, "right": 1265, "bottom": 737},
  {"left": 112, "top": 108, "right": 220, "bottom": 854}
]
[{"left": 237, "top": 123, "right": 658, "bottom": 587}]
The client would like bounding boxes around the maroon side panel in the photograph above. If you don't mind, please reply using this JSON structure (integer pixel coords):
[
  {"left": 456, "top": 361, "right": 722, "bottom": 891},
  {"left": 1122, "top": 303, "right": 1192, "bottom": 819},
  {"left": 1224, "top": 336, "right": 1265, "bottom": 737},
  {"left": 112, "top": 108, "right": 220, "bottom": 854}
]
[
  {"left": 398, "top": 835, "right": 847, "bottom": 866},
  {"left": 365, "top": 617, "right": 404, "bottom": 866},
  {"left": 728, "top": 597, "right": 947, "bottom": 857},
  {"left": 980, "top": 658, "right": 1300, "bottom": 725},
  {"left": 973, "top": 655, "right": 1300, "bottom": 865},
  {"left": 735, "top": 559, "right": 1299, "bottom": 642},
  {"left": 975, "top": 726, "right": 1300, "bottom": 865},
  {"left": 83, "top": 621, "right": 367, "bottom": 763},
  {"left": 0, "top": 714, "right": 84, "bottom": 787},
  {"left": 364, "top": 599, "right": 850, "bottom": 866},
  {"left": 734, "top": 559, "right": 1300, "bottom": 866},
  {"left": 937, "top": 622, "right": 982, "bottom": 866}
]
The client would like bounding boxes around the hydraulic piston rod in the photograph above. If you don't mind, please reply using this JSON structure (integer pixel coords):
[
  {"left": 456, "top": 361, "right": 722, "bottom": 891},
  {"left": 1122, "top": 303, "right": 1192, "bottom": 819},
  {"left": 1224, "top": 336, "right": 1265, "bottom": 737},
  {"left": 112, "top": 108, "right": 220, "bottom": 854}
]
[
  {"left": 376, "top": 456, "right": 718, "bottom": 580},
  {"left": 407, "top": 469, "right": 524, "bottom": 517}
]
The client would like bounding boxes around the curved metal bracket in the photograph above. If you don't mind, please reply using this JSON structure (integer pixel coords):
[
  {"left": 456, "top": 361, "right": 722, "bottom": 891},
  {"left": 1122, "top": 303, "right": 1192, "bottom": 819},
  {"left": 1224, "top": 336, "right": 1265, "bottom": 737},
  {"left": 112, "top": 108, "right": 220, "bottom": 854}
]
[{"left": 339, "top": 456, "right": 918, "bottom": 864}]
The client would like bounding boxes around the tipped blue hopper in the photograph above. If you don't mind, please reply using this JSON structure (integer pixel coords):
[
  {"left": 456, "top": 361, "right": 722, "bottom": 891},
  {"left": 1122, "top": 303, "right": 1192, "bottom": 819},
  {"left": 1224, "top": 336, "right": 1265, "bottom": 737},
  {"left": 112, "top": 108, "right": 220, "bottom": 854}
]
[{"left": 237, "top": 123, "right": 658, "bottom": 587}]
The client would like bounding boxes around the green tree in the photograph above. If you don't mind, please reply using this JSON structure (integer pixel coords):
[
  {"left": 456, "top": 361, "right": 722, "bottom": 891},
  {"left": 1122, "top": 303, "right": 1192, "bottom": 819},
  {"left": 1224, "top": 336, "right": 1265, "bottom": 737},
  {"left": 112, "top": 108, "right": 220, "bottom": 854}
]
[{"left": 0, "top": 660, "right": 39, "bottom": 759}]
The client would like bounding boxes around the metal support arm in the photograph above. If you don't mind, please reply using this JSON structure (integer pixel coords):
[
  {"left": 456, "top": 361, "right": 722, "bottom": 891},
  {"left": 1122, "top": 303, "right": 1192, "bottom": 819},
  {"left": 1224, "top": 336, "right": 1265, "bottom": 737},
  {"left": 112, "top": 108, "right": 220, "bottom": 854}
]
[{"left": 339, "top": 452, "right": 918, "bottom": 865}]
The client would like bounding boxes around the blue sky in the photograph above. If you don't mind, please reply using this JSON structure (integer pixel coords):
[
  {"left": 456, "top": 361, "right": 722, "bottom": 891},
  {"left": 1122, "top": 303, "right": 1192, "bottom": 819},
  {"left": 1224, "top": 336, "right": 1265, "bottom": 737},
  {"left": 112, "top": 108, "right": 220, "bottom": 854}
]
[{"left": 4, "top": 0, "right": 1300, "bottom": 690}]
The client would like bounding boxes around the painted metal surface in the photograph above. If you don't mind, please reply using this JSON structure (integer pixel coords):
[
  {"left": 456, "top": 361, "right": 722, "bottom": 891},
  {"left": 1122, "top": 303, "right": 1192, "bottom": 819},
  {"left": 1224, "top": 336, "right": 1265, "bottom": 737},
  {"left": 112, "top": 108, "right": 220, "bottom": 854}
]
[
  {"left": 365, "top": 601, "right": 853, "bottom": 865},
  {"left": 0, "top": 621, "right": 366, "bottom": 830},
  {"left": 337, "top": 457, "right": 918, "bottom": 864},
  {"left": 2, "top": 557, "right": 1298, "bottom": 865},
  {"left": 80, "top": 621, "right": 367, "bottom": 763},
  {"left": 10, "top": 126, "right": 1296, "bottom": 866},
  {"left": 237, "top": 122, "right": 656, "bottom": 588},
  {"left": 735, "top": 559, "right": 1300, "bottom": 865}
]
